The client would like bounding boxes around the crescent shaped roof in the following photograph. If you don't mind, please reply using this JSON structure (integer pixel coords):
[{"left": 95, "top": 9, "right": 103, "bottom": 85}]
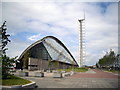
[{"left": 19, "top": 36, "right": 78, "bottom": 65}]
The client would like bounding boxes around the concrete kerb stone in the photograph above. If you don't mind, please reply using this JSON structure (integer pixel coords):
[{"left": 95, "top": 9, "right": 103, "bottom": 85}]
[
  {"left": 64, "top": 72, "right": 70, "bottom": 77},
  {"left": 52, "top": 71, "right": 75, "bottom": 78},
  {"left": 53, "top": 73, "right": 63, "bottom": 78},
  {"left": 34, "top": 72, "right": 44, "bottom": 77},
  {"left": 15, "top": 70, "right": 77, "bottom": 79},
  {"left": 22, "top": 80, "right": 36, "bottom": 88},
  {"left": 2, "top": 80, "right": 36, "bottom": 89},
  {"left": 2, "top": 85, "right": 22, "bottom": 89},
  {"left": 18, "top": 71, "right": 29, "bottom": 77}
]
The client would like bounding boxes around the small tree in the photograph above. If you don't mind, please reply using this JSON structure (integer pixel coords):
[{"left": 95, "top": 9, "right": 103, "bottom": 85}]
[
  {"left": 53, "top": 61, "right": 59, "bottom": 70},
  {"left": 0, "top": 21, "right": 17, "bottom": 79},
  {"left": 71, "top": 61, "right": 75, "bottom": 71},
  {"left": 48, "top": 59, "right": 52, "bottom": 70},
  {"left": 22, "top": 51, "right": 29, "bottom": 69}
]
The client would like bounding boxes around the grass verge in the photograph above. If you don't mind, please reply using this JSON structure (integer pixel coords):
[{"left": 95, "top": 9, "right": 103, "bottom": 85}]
[
  {"left": 2, "top": 74, "right": 31, "bottom": 86},
  {"left": 106, "top": 70, "right": 120, "bottom": 73},
  {"left": 58, "top": 67, "right": 88, "bottom": 72}
]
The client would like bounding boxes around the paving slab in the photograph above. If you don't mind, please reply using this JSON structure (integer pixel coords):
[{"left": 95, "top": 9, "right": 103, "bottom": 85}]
[
  {"left": 21, "top": 77, "right": 118, "bottom": 88},
  {"left": 71, "top": 69, "right": 119, "bottom": 79},
  {"left": 15, "top": 69, "right": 119, "bottom": 88}
]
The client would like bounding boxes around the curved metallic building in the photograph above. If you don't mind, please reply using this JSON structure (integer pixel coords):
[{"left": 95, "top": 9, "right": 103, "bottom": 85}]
[{"left": 19, "top": 36, "right": 78, "bottom": 70}]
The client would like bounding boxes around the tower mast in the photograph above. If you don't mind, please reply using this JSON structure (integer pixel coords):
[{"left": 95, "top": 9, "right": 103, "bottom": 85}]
[{"left": 78, "top": 11, "right": 85, "bottom": 67}]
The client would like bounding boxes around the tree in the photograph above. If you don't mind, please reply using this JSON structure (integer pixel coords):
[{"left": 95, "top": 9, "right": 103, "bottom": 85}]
[
  {"left": 97, "top": 49, "right": 117, "bottom": 68},
  {"left": 0, "top": 21, "right": 17, "bottom": 79},
  {"left": 48, "top": 59, "right": 52, "bottom": 70},
  {"left": 71, "top": 61, "right": 75, "bottom": 71},
  {"left": 22, "top": 51, "right": 29, "bottom": 69},
  {"left": 0, "top": 21, "right": 10, "bottom": 55},
  {"left": 53, "top": 61, "right": 59, "bottom": 70}
]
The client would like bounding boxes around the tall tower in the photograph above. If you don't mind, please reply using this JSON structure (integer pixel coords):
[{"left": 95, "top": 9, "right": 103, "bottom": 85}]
[{"left": 78, "top": 14, "right": 85, "bottom": 67}]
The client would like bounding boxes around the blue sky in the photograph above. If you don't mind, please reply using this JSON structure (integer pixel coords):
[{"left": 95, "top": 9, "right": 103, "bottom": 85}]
[{"left": 1, "top": 1, "right": 118, "bottom": 66}]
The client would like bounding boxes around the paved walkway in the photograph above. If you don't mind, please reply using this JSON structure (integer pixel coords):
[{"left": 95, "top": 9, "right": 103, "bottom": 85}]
[
  {"left": 71, "top": 69, "right": 119, "bottom": 79},
  {"left": 24, "top": 77, "right": 118, "bottom": 88},
  {"left": 20, "top": 69, "right": 119, "bottom": 88}
]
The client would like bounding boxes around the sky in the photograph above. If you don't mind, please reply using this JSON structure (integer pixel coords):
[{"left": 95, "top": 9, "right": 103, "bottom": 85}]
[{"left": 1, "top": 1, "right": 118, "bottom": 66}]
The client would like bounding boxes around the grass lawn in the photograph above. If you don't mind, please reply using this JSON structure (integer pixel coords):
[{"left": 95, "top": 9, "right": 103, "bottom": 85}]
[
  {"left": 2, "top": 74, "right": 31, "bottom": 86},
  {"left": 58, "top": 67, "right": 88, "bottom": 72},
  {"left": 106, "top": 70, "right": 120, "bottom": 73}
]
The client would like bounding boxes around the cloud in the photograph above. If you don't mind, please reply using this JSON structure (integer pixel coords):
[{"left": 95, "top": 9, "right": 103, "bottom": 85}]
[
  {"left": 2, "top": 2, "right": 118, "bottom": 66},
  {"left": 28, "top": 34, "right": 41, "bottom": 41},
  {"left": 6, "top": 38, "right": 31, "bottom": 58}
]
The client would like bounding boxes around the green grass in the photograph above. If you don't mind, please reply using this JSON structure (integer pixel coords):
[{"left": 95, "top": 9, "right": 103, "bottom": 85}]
[
  {"left": 58, "top": 67, "right": 88, "bottom": 72},
  {"left": 107, "top": 70, "right": 120, "bottom": 73},
  {"left": 2, "top": 74, "right": 31, "bottom": 86}
]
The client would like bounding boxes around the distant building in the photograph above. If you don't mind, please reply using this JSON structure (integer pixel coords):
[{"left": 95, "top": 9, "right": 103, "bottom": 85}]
[{"left": 18, "top": 36, "right": 78, "bottom": 70}]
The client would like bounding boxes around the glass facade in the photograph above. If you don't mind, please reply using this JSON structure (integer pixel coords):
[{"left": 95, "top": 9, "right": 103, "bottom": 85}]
[
  {"left": 42, "top": 38, "right": 76, "bottom": 64},
  {"left": 29, "top": 42, "right": 52, "bottom": 60}
]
